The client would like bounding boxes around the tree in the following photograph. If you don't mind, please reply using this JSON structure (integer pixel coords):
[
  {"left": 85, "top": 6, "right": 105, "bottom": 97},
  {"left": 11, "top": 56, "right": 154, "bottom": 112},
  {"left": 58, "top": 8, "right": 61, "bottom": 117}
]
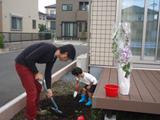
[{"left": 39, "top": 24, "right": 45, "bottom": 31}]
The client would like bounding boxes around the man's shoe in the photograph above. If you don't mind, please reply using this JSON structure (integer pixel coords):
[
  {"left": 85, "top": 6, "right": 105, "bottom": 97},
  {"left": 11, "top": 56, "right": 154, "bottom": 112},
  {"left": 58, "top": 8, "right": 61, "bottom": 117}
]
[{"left": 37, "top": 109, "right": 46, "bottom": 115}]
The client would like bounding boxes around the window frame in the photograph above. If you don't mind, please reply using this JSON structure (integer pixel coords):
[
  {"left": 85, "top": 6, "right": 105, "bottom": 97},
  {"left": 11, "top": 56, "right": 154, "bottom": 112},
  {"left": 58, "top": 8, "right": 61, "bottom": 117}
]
[
  {"left": 32, "top": 20, "right": 36, "bottom": 29},
  {"left": 62, "top": 4, "right": 72, "bottom": 11},
  {"left": 61, "top": 22, "right": 77, "bottom": 37},
  {"left": 11, "top": 13, "right": 23, "bottom": 31},
  {"left": 85, "top": 22, "right": 87, "bottom": 32},
  {"left": 79, "top": 23, "right": 82, "bottom": 32}
]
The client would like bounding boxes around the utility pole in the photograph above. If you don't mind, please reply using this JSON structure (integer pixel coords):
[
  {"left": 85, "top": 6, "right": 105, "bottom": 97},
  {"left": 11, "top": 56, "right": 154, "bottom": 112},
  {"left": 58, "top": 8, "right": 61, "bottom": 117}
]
[{"left": 151, "top": 0, "right": 157, "bottom": 10}]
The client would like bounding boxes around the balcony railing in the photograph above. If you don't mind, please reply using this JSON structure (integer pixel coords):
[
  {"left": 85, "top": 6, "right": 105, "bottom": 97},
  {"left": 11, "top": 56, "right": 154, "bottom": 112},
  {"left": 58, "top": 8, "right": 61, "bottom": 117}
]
[{"left": 46, "top": 14, "right": 56, "bottom": 19}]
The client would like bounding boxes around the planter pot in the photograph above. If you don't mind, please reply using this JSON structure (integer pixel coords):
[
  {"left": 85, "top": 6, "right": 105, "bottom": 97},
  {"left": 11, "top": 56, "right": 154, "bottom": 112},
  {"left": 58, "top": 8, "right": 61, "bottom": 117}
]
[{"left": 117, "top": 64, "right": 130, "bottom": 95}]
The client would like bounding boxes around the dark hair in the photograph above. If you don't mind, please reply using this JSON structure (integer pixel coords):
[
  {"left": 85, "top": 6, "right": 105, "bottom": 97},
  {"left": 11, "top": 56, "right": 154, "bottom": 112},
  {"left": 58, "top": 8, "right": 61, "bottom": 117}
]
[
  {"left": 71, "top": 67, "right": 82, "bottom": 76},
  {"left": 58, "top": 44, "right": 76, "bottom": 60}
]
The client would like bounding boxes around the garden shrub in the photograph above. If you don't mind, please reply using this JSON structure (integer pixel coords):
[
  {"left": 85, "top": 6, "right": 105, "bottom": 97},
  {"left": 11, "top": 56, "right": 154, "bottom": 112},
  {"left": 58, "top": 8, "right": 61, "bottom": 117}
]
[{"left": 0, "top": 35, "right": 4, "bottom": 49}]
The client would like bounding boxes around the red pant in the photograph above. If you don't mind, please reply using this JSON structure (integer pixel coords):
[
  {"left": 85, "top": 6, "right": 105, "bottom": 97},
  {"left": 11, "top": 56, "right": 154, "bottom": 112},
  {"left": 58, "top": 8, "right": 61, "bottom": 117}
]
[{"left": 15, "top": 62, "right": 42, "bottom": 120}]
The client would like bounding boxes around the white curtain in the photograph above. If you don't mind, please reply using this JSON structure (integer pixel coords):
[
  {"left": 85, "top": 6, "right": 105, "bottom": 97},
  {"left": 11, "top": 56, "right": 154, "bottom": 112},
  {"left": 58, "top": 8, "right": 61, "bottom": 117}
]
[{"left": 70, "top": 23, "right": 73, "bottom": 36}]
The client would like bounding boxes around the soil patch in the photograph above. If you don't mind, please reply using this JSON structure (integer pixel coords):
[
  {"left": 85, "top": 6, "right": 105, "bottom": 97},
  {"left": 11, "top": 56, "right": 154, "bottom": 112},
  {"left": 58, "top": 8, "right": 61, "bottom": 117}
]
[{"left": 11, "top": 80, "right": 160, "bottom": 120}]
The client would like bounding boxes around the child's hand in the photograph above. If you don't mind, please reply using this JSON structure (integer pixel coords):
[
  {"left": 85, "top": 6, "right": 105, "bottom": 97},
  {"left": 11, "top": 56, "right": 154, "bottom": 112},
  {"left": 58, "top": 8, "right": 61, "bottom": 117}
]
[{"left": 75, "top": 85, "right": 78, "bottom": 88}]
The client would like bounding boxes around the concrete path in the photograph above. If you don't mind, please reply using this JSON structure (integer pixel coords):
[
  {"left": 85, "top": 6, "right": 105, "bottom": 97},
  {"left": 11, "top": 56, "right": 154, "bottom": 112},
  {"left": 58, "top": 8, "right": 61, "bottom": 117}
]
[
  {"left": 54, "top": 39, "right": 87, "bottom": 46},
  {"left": 0, "top": 40, "right": 87, "bottom": 107}
]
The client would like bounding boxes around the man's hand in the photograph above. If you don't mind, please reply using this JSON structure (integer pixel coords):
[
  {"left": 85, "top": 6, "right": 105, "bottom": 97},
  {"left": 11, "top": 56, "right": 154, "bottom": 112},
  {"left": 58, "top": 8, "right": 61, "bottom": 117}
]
[
  {"left": 46, "top": 89, "right": 53, "bottom": 98},
  {"left": 35, "top": 72, "right": 43, "bottom": 80}
]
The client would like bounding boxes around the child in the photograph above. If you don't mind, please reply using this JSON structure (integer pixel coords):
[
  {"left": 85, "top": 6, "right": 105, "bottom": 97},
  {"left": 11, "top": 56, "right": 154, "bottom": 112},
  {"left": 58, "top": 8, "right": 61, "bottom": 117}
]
[{"left": 71, "top": 67, "right": 98, "bottom": 106}]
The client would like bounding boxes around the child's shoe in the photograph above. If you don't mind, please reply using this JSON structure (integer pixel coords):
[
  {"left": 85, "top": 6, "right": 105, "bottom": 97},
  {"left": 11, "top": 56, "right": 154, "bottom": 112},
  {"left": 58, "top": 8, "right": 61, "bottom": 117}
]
[
  {"left": 79, "top": 95, "right": 86, "bottom": 102},
  {"left": 85, "top": 98, "right": 92, "bottom": 106}
]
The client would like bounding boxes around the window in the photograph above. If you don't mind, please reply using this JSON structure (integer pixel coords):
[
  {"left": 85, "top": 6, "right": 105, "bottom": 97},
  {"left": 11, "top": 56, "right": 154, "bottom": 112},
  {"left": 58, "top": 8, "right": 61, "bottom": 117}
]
[
  {"left": 79, "top": 23, "right": 82, "bottom": 32},
  {"left": 138, "top": 15, "right": 141, "bottom": 20},
  {"left": 79, "top": 2, "right": 89, "bottom": 11},
  {"left": 12, "top": 17, "right": 22, "bottom": 30},
  {"left": 51, "top": 10, "right": 56, "bottom": 14},
  {"left": 85, "top": 22, "right": 87, "bottom": 32},
  {"left": 62, "top": 22, "right": 77, "bottom": 37},
  {"left": 32, "top": 20, "right": 36, "bottom": 29},
  {"left": 62, "top": 4, "right": 72, "bottom": 11},
  {"left": 43, "top": 16, "right": 45, "bottom": 20},
  {"left": 39, "top": 15, "right": 42, "bottom": 19},
  {"left": 51, "top": 21, "right": 56, "bottom": 30}
]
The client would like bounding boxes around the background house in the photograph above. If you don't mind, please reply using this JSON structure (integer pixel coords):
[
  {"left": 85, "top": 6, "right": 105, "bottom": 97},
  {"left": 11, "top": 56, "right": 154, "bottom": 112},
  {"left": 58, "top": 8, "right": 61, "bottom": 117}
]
[
  {"left": 0, "top": 0, "right": 39, "bottom": 33},
  {"left": 45, "top": 4, "right": 56, "bottom": 31},
  {"left": 38, "top": 11, "right": 46, "bottom": 30},
  {"left": 56, "top": 0, "right": 88, "bottom": 40}
]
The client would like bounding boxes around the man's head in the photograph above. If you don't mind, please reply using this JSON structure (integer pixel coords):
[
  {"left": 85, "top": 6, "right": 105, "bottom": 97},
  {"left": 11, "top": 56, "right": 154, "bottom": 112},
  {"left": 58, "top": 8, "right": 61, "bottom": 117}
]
[
  {"left": 57, "top": 44, "right": 76, "bottom": 61},
  {"left": 71, "top": 67, "right": 82, "bottom": 78}
]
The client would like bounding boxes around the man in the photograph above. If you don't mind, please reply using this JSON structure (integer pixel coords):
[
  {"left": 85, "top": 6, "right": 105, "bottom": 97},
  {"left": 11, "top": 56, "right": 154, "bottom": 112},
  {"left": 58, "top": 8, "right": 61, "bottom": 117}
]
[{"left": 15, "top": 42, "right": 76, "bottom": 120}]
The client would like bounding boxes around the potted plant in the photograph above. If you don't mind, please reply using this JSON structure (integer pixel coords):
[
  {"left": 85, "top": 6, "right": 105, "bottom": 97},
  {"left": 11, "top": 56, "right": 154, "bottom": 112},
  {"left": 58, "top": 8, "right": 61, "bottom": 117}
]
[{"left": 111, "top": 22, "right": 132, "bottom": 95}]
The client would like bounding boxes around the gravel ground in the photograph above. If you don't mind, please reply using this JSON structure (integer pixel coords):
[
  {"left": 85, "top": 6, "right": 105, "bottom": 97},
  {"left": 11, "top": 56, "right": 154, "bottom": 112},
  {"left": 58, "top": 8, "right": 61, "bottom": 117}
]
[{"left": 59, "top": 70, "right": 76, "bottom": 82}]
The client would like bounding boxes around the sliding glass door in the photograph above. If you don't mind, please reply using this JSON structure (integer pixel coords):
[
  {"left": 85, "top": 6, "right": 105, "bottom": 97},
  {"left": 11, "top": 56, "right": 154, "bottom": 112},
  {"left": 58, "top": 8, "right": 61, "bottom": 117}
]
[
  {"left": 62, "top": 22, "right": 77, "bottom": 37},
  {"left": 121, "top": 0, "right": 160, "bottom": 62},
  {"left": 144, "top": 0, "right": 159, "bottom": 60}
]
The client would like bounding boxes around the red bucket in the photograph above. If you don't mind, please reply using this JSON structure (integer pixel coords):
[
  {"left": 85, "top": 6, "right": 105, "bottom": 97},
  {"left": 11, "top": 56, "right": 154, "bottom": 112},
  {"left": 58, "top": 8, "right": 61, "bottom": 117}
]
[{"left": 104, "top": 84, "right": 119, "bottom": 97}]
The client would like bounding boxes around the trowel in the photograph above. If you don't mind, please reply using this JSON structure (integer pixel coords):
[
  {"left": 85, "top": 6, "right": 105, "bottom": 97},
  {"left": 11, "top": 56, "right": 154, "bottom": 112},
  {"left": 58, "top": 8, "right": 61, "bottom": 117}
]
[{"left": 73, "top": 86, "right": 79, "bottom": 98}]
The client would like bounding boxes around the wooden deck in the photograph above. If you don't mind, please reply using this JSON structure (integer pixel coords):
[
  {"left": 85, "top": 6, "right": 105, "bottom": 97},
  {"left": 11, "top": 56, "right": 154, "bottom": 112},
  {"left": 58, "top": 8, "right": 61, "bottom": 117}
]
[{"left": 92, "top": 68, "right": 160, "bottom": 115}]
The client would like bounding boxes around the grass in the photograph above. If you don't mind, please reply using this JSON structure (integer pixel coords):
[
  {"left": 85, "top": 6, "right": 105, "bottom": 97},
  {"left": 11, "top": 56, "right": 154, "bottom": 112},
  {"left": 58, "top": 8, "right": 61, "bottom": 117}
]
[{"left": 80, "top": 41, "right": 87, "bottom": 45}]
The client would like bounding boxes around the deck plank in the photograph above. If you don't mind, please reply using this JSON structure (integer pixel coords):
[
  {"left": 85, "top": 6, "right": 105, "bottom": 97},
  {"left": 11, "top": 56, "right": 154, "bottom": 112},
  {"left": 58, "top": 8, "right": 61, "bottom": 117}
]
[
  {"left": 94, "top": 68, "right": 111, "bottom": 98},
  {"left": 140, "top": 70, "right": 160, "bottom": 103},
  {"left": 108, "top": 68, "right": 119, "bottom": 99},
  {"left": 109, "top": 68, "right": 118, "bottom": 85},
  {"left": 129, "top": 73, "right": 142, "bottom": 101},
  {"left": 150, "top": 70, "right": 160, "bottom": 91},
  {"left": 131, "top": 70, "right": 154, "bottom": 102}
]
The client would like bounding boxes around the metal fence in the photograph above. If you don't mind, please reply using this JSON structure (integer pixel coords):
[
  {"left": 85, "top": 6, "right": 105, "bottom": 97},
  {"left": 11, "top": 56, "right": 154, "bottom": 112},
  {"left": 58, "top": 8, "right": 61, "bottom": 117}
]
[{"left": 0, "top": 32, "right": 52, "bottom": 43}]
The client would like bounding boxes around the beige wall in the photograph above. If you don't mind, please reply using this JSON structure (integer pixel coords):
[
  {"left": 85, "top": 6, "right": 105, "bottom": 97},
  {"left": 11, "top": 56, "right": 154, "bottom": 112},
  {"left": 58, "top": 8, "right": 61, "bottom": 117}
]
[
  {"left": 56, "top": 0, "right": 88, "bottom": 37},
  {"left": 0, "top": 1, "right": 2, "bottom": 32},
  {"left": 90, "top": 0, "right": 117, "bottom": 66},
  {"left": 2, "top": 0, "right": 39, "bottom": 33},
  {"left": 46, "top": 8, "right": 56, "bottom": 14}
]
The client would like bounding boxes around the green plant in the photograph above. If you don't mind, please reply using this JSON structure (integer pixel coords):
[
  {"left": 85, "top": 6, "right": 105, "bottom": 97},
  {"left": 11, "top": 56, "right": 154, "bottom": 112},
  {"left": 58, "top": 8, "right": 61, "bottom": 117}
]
[
  {"left": 51, "top": 34, "right": 55, "bottom": 39},
  {"left": 44, "top": 107, "right": 52, "bottom": 115},
  {"left": 67, "top": 90, "right": 74, "bottom": 93},
  {"left": 111, "top": 23, "right": 132, "bottom": 78},
  {"left": 39, "top": 24, "right": 45, "bottom": 31},
  {"left": 82, "top": 29, "right": 86, "bottom": 41},
  {"left": 0, "top": 35, "right": 4, "bottom": 49}
]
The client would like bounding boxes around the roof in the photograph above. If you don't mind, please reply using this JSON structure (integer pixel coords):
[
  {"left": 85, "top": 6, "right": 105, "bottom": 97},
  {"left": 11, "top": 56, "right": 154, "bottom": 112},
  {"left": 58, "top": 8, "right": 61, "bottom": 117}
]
[
  {"left": 45, "top": 4, "right": 56, "bottom": 8},
  {"left": 38, "top": 11, "right": 46, "bottom": 15},
  {"left": 122, "top": 5, "right": 158, "bottom": 14}
]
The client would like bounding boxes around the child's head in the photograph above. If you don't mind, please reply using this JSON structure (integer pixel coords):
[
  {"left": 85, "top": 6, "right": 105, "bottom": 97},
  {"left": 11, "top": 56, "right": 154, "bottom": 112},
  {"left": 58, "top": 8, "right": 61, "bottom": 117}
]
[{"left": 71, "top": 67, "right": 82, "bottom": 78}]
